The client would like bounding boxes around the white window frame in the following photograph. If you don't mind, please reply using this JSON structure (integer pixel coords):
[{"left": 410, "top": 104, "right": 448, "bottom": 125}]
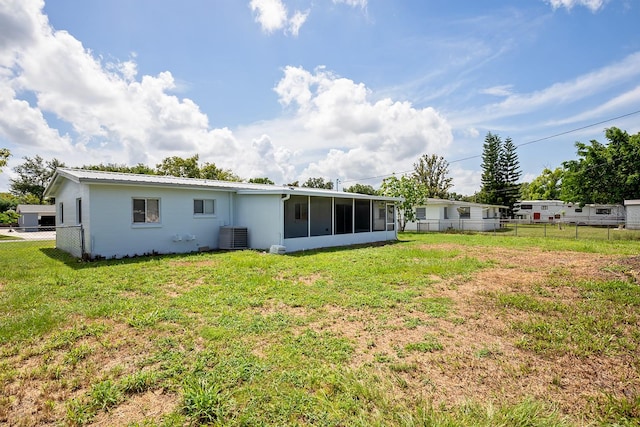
[
  {"left": 132, "top": 198, "right": 161, "bottom": 225},
  {"left": 194, "top": 199, "right": 215, "bottom": 216},
  {"left": 415, "top": 207, "right": 426, "bottom": 220}
]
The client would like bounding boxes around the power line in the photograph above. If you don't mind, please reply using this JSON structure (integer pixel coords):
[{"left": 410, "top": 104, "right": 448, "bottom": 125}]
[{"left": 340, "top": 109, "right": 640, "bottom": 184}]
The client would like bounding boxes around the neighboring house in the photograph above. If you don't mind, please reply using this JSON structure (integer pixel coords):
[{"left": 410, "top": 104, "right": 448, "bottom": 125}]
[
  {"left": 43, "top": 168, "right": 400, "bottom": 259},
  {"left": 404, "top": 198, "right": 504, "bottom": 232},
  {"left": 624, "top": 200, "right": 640, "bottom": 230},
  {"left": 513, "top": 200, "right": 625, "bottom": 225},
  {"left": 16, "top": 204, "right": 56, "bottom": 231}
]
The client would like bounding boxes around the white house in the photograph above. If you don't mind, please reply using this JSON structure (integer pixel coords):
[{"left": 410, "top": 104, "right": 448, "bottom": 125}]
[
  {"left": 624, "top": 200, "right": 640, "bottom": 230},
  {"left": 404, "top": 198, "right": 504, "bottom": 232},
  {"left": 513, "top": 200, "right": 625, "bottom": 225},
  {"left": 43, "top": 168, "right": 400, "bottom": 259}
]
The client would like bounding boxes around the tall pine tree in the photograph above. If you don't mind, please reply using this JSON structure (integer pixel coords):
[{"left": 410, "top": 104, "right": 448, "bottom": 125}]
[
  {"left": 479, "top": 132, "right": 521, "bottom": 216},
  {"left": 500, "top": 137, "right": 522, "bottom": 216},
  {"left": 479, "top": 132, "right": 503, "bottom": 205}
]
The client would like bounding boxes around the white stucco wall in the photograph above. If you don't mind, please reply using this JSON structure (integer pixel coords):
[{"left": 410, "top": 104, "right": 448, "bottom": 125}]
[
  {"left": 84, "top": 185, "right": 233, "bottom": 258},
  {"left": 234, "top": 194, "right": 282, "bottom": 250}
]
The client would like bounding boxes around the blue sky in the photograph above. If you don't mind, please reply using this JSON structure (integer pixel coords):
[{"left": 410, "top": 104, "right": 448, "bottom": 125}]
[{"left": 1, "top": 0, "right": 639, "bottom": 194}]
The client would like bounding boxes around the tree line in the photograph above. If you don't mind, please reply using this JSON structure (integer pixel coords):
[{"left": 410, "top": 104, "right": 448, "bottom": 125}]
[{"left": 1, "top": 126, "right": 638, "bottom": 227}]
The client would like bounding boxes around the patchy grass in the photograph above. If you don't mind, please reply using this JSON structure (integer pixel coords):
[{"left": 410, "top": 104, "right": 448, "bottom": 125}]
[{"left": 1, "top": 234, "right": 640, "bottom": 425}]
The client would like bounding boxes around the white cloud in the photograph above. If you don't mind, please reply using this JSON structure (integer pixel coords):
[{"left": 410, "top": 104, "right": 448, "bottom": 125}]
[
  {"left": 0, "top": 0, "right": 451, "bottom": 191},
  {"left": 249, "top": 0, "right": 288, "bottom": 33},
  {"left": 249, "top": 0, "right": 309, "bottom": 37},
  {"left": 271, "top": 66, "right": 453, "bottom": 183},
  {"left": 480, "top": 85, "right": 513, "bottom": 97},
  {"left": 287, "top": 9, "right": 310, "bottom": 37},
  {"left": 545, "top": 0, "right": 608, "bottom": 12},
  {"left": 333, "top": 0, "right": 368, "bottom": 8}
]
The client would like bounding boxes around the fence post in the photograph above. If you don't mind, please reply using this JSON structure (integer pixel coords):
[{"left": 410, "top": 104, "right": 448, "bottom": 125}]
[
  {"left": 575, "top": 223, "right": 578, "bottom": 239},
  {"left": 515, "top": 221, "right": 518, "bottom": 236},
  {"left": 544, "top": 223, "right": 547, "bottom": 238},
  {"left": 607, "top": 225, "right": 610, "bottom": 240}
]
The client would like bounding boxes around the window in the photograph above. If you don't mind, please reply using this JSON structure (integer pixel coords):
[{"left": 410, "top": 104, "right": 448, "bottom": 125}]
[
  {"left": 194, "top": 199, "right": 215, "bottom": 215},
  {"left": 59, "top": 202, "right": 64, "bottom": 224},
  {"left": 443, "top": 207, "right": 449, "bottom": 219},
  {"left": 416, "top": 207, "right": 426, "bottom": 220},
  {"left": 133, "top": 198, "right": 160, "bottom": 223},
  {"left": 76, "top": 198, "right": 82, "bottom": 224},
  {"left": 574, "top": 208, "right": 583, "bottom": 213},
  {"left": 457, "top": 206, "right": 471, "bottom": 219},
  {"left": 541, "top": 205, "right": 548, "bottom": 210},
  {"left": 519, "top": 204, "right": 533, "bottom": 210},
  {"left": 596, "top": 208, "right": 611, "bottom": 215}
]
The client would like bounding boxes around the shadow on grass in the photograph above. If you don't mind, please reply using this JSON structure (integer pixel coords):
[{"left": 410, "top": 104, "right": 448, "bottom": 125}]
[
  {"left": 38, "top": 247, "right": 230, "bottom": 270},
  {"left": 285, "top": 239, "right": 409, "bottom": 257}
]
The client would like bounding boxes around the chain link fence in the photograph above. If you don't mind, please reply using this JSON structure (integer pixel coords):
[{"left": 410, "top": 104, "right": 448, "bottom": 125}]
[
  {"left": 410, "top": 220, "right": 640, "bottom": 241},
  {"left": 497, "top": 220, "right": 640, "bottom": 241},
  {"left": 0, "top": 225, "right": 84, "bottom": 256}
]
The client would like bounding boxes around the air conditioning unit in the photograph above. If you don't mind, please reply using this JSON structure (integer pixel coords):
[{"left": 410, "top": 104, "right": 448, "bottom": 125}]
[{"left": 219, "top": 226, "right": 248, "bottom": 250}]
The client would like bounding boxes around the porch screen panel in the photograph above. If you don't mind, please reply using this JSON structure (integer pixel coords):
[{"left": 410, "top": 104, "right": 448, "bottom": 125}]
[
  {"left": 386, "top": 204, "right": 395, "bottom": 231},
  {"left": 310, "top": 197, "right": 332, "bottom": 236},
  {"left": 334, "top": 198, "right": 353, "bottom": 234},
  {"left": 372, "top": 201, "right": 386, "bottom": 231},
  {"left": 354, "top": 199, "right": 371, "bottom": 233},
  {"left": 284, "top": 195, "right": 309, "bottom": 238}
]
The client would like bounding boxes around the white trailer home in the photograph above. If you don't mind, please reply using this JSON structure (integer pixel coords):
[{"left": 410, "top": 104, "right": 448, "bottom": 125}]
[
  {"left": 44, "top": 168, "right": 400, "bottom": 259},
  {"left": 404, "top": 198, "right": 504, "bottom": 232},
  {"left": 513, "top": 200, "right": 625, "bottom": 225}
]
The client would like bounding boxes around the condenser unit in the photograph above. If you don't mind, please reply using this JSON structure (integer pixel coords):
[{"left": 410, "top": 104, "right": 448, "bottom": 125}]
[{"left": 219, "top": 226, "right": 248, "bottom": 250}]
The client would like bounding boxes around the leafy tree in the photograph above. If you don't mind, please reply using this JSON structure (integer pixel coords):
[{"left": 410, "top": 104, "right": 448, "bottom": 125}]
[
  {"left": 248, "top": 177, "right": 275, "bottom": 185},
  {"left": 0, "top": 148, "right": 10, "bottom": 172},
  {"left": 83, "top": 163, "right": 156, "bottom": 174},
  {"left": 379, "top": 175, "right": 426, "bottom": 232},
  {"left": 521, "top": 167, "right": 563, "bottom": 200},
  {"left": 412, "top": 154, "right": 453, "bottom": 198},
  {"left": 10, "top": 156, "right": 64, "bottom": 203},
  {"left": 0, "top": 209, "right": 19, "bottom": 225},
  {"left": 302, "top": 177, "right": 334, "bottom": 190},
  {"left": 154, "top": 155, "right": 241, "bottom": 181},
  {"left": 561, "top": 127, "right": 640, "bottom": 204},
  {"left": 200, "top": 162, "right": 241, "bottom": 181},
  {"left": 286, "top": 181, "right": 299, "bottom": 187},
  {"left": 344, "top": 183, "right": 377, "bottom": 195},
  {"left": 0, "top": 192, "right": 38, "bottom": 212},
  {"left": 156, "top": 155, "right": 200, "bottom": 178}
]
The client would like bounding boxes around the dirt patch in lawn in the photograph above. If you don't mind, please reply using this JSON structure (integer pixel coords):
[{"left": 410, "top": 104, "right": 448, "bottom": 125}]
[{"left": 308, "top": 244, "right": 640, "bottom": 420}]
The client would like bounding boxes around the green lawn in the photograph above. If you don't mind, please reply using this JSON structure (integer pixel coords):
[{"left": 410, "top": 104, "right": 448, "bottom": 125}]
[{"left": 1, "top": 235, "right": 639, "bottom": 426}]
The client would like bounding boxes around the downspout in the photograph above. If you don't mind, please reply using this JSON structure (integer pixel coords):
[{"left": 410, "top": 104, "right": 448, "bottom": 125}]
[{"left": 280, "top": 193, "right": 291, "bottom": 246}]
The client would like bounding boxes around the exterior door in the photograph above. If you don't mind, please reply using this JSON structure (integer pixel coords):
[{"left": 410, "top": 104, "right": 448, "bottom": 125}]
[{"left": 533, "top": 212, "right": 541, "bottom": 220}]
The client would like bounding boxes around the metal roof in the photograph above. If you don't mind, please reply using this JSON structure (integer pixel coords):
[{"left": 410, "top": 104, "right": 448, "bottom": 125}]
[
  {"left": 44, "top": 168, "right": 401, "bottom": 202},
  {"left": 16, "top": 204, "right": 57, "bottom": 214}
]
